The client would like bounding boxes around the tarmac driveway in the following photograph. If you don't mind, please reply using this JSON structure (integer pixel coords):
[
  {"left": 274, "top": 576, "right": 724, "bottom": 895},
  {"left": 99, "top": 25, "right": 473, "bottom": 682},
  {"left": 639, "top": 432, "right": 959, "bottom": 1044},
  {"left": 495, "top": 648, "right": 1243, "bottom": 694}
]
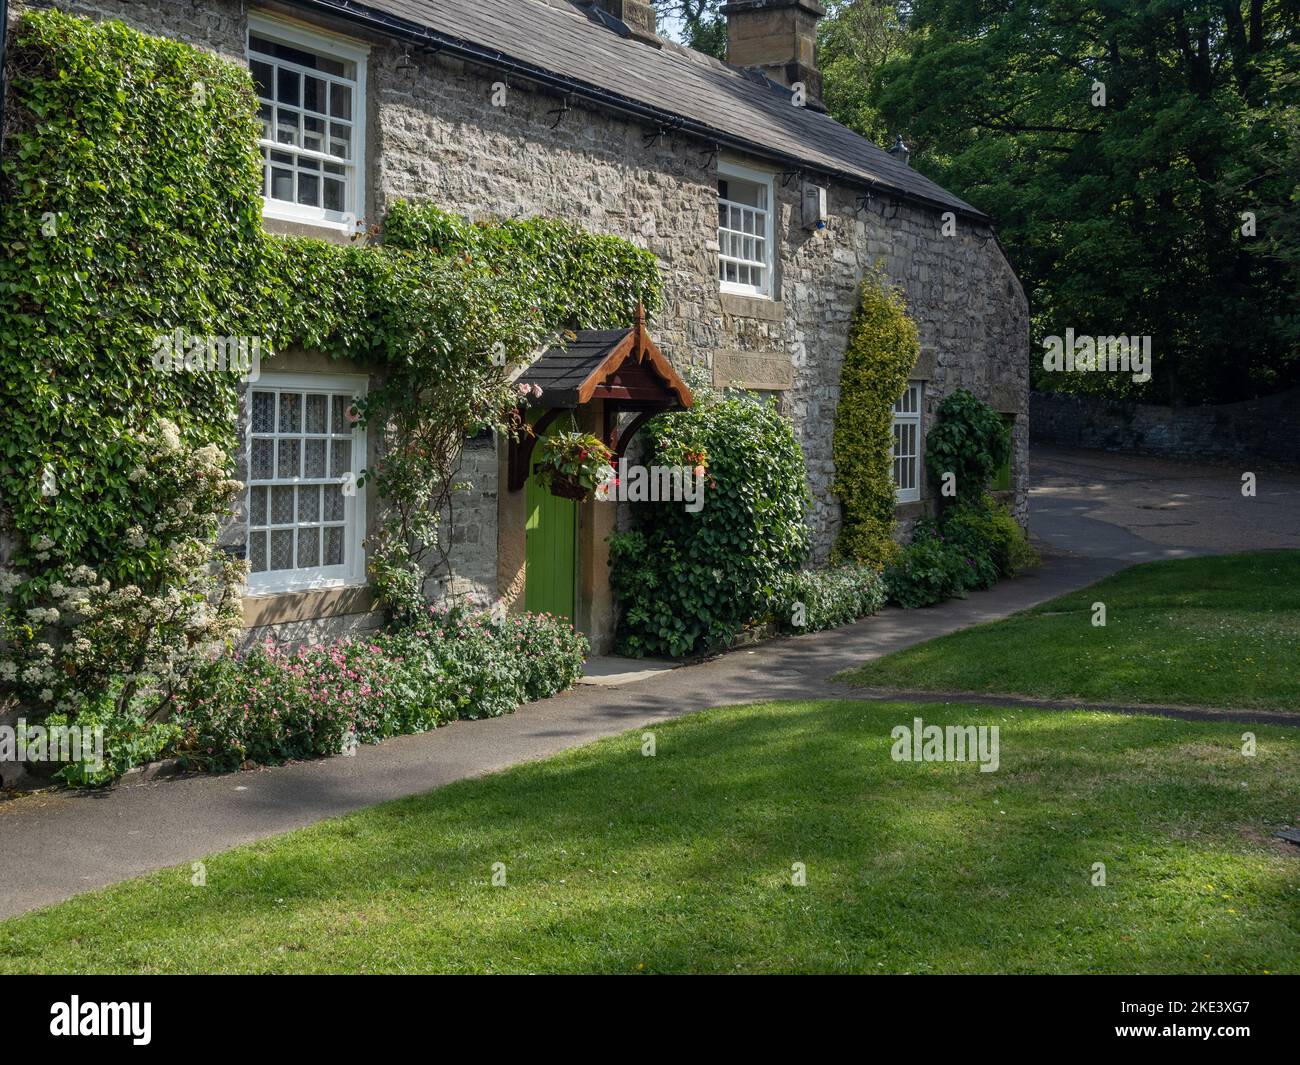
[{"left": 1029, "top": 445, "right": 1300, "bottom": 561}]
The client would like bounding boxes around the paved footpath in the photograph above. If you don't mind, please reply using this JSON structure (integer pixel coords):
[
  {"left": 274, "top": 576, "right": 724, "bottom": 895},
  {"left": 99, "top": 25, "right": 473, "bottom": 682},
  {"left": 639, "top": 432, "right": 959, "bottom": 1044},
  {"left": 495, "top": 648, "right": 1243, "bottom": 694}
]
[{"left": 0, "top": 550, "right": 1121, "bottom": 921}]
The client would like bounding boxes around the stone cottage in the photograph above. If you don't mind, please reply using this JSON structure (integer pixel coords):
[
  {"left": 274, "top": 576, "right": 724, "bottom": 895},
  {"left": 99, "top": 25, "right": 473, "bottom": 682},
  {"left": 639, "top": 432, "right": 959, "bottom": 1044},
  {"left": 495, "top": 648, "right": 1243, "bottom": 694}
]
[{"left": 7, "top": 0, "right": 1029, "bottom": 653}]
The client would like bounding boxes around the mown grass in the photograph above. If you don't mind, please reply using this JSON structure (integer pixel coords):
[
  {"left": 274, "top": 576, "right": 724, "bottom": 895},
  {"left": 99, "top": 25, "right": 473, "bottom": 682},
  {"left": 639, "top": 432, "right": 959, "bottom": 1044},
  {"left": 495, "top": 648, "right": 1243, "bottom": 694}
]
[
  {"left": 840, "top": 552, "right": 1300, "bottom": 709},
  {"left": 2, "top": 699, "right": 1298, "bottom": 974}
]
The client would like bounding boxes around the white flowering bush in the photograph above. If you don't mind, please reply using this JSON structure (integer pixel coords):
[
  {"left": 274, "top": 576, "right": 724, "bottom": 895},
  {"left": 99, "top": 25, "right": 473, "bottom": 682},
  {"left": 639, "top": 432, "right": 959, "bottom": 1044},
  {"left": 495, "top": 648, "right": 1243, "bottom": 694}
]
[{"left": 0, "top": 419, "right": 246, "bottom": 726}]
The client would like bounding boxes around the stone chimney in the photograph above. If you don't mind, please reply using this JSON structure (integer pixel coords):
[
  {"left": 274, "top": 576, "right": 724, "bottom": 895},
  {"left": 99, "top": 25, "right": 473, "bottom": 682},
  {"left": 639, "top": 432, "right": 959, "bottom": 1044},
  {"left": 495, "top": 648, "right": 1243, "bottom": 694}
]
[
  {"left": 593, "top": 1, "right": 659, "bottom": 40},
  {"left": 721, "top": 0, "right": 824, "bottom": 102}
]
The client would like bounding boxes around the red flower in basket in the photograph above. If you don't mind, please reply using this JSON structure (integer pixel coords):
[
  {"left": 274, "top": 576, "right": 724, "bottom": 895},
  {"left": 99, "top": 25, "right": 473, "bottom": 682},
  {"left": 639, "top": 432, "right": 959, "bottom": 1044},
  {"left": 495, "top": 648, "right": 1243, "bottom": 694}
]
[{"left": 535, "top": 430, "right": 614, "bottom": 501}]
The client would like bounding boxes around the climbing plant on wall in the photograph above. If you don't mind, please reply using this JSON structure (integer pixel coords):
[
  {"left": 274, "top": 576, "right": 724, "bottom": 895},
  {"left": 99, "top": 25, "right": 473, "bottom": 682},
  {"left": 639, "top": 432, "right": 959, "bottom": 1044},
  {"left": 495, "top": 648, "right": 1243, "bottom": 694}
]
[
  {"left": 0, "top": 10, "right": 663, "bottom": 718},
  {"left": 367, "top": 202, "right": 663, "bottom": 619},
  {"left": 831, "top": 269, "right": 920, "bottom": 568},
  {"left": 256, "top": 211, "right": 662, "bottom": 621},
  {"left": 0, "top": 11, "right": 264, "bottom": 720},
  {"left": 0, "top": 11, "right": 262, "bottom": 578}
]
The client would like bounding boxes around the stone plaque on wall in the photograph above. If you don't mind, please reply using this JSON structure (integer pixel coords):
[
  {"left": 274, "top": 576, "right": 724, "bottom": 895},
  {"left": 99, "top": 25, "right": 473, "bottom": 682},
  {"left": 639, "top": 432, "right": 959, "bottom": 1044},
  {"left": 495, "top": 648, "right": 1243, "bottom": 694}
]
[{"left": 713, "top": 349, "right": 794, "bottom": 391}]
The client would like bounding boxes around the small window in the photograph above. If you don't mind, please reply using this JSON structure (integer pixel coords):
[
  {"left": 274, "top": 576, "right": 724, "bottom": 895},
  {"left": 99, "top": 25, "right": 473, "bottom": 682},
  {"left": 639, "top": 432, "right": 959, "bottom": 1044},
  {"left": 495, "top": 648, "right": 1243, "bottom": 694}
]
[
  {"left": 717, "top": 162, "right": 775, "bottom": 298},
  {"left": 248, "top": 16, "right": 367, "bottom": 231},
  {"left": 892, "top": 382, "right": 922, "bottom": 503},
  {"left": 245, "top": 373, "right": 367, "bottom": 594}
]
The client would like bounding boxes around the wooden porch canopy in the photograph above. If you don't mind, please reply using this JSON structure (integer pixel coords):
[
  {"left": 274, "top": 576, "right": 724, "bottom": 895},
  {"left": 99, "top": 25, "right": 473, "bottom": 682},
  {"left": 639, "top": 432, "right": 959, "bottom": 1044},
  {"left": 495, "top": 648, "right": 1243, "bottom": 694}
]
[{"left": 507, "top": 305, "right": 693, "bottom": 492}]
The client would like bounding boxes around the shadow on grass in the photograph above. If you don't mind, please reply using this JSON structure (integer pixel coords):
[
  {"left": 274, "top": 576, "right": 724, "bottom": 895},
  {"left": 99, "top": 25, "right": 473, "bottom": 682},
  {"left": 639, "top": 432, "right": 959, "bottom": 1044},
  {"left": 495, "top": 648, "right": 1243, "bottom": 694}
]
[{"left": 3, "top": 701, "right": 1298, "bottom": 974}]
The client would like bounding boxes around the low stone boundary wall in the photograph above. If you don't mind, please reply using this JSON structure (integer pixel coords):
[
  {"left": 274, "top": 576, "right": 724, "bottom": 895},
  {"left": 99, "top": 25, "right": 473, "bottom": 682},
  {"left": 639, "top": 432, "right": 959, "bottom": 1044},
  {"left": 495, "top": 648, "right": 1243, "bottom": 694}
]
[{"left": 1030, "top": 389, "right": 1300, "bottom": 465}]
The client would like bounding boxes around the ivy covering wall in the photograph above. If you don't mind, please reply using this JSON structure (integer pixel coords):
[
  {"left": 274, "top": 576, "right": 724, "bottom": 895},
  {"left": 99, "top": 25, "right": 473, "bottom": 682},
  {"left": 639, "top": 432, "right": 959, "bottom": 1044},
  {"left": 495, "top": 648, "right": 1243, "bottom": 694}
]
[
  {"left": 831, "top": 270, "right": 920, "bottom": 568},
  {"left": 1, "top": 10, "right": 262, "bottom": 583},
  {"left": 0, "top": 10, "right": 662, "bottom": 718}
]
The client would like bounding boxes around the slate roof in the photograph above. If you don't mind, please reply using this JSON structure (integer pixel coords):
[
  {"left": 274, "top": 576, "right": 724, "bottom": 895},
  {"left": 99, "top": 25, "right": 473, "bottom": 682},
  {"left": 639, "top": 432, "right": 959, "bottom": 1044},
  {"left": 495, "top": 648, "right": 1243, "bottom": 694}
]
[
  {"left": 295, "top": 0, "right": 988, "bottom": 221},
  {"left": 516, "top": 328, "right": 632, "bottom": 406}
]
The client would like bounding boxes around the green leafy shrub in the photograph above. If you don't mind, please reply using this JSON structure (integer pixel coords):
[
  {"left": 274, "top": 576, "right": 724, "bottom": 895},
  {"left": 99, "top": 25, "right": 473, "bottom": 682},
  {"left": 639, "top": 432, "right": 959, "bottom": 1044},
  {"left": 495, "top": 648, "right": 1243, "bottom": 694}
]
[
  {"left": 885, "top": 497, "right": 1037, "bottom": 609},
  {"left": 924, "top": 390, "right": 1011, "bottom": 507},
  {"left": 942, "top": 497, "right": 1039, "bottom": 579},
  {"left": 883, "top": 521, "right": 978, "bottom": 608},
  {"left": 773, "top": 564, "right": 887, "bottom": 633},
  {"left": 381, "top": 607, "right": 588, "bottom": 719},
  {"left": 179, "top": 643, "right": 363, "bottom": 771},
  {"left": 609, "top": 385, "right": 810, "bottom": 658},
  {"left": 406, "top": 608, "right": 528, "bottom": 721},
  {"left": 367, "top": 630, "right": 469, "bottom": 735},
  {"left": 504, "top": 611, "right": 589, "bottom": 701},
  {"left": 41, "top": 687, "right": 182, "bottom": 788},
  {"left": 832, "top": 270, "right": 920, "bottom": 567}
]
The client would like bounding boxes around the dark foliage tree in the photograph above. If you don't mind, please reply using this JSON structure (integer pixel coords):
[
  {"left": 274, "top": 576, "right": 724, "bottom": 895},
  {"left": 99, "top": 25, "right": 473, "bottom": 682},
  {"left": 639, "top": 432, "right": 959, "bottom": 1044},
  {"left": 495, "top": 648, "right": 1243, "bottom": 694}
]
[
  {"left": 654, "top": 0, "right": 727, "bottom": 58},
  {"left": 825, "top": 0, "right": 1300, "bottom": 405}
]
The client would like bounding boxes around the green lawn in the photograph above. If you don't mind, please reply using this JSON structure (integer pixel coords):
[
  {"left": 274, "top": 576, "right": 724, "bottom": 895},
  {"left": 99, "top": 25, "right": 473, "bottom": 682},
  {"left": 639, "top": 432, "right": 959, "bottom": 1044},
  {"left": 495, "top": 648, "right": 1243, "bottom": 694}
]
[
  {"left": 3, "top": 699, "right": 1298, "bottom": 974},
  {"left": 840, "top": 551, "right": 1300, "bottom": 710}
]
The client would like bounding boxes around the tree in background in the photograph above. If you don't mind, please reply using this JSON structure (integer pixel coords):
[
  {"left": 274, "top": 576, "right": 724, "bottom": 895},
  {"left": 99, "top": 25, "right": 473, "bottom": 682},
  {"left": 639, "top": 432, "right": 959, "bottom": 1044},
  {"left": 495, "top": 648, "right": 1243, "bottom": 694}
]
[
  {"left": 818, "top": 0, "right": 912, "bottom": 144},
  {"left": 1267, "top": 105, "right": 1300, "bottom": 358},
  {"left": 821, "top": 0, "right": 1299, "bottom": 406},
  {"left": 653, "top": 0, "right": 727, "bottom": 58}
]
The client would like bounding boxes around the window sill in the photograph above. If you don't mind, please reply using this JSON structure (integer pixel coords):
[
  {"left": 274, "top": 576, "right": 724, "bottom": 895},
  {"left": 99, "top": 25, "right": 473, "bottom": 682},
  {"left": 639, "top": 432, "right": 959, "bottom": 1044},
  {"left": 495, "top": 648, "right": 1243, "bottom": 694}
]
[
  {"left": 261, "top": 212, "right": 357, "bottom": 244},
  {"left": 719, "top": 291, "right": 784, "bottom": 323},
  {"left": 241, "top": 583, "right": 375, "bottom": 628},
  {"left": 262, "top": 196, "right": 354, "bottom": 228}
]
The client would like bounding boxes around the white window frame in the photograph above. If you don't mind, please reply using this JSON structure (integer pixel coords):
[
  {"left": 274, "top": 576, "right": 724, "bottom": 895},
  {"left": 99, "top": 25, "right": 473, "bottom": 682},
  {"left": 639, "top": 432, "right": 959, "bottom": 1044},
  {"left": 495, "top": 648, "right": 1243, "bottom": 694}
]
[
  {"left": 717, "top": 160, "right": 776, "bottom": 299},
  {"left": 244, "top": 371, "right": 368, "bottom": 596},
  {"left": 892, "top": 381, "right": 923, "bottom": 503},
  {"left": 247, "top": 13, "right": 368, "bottom": 233}
]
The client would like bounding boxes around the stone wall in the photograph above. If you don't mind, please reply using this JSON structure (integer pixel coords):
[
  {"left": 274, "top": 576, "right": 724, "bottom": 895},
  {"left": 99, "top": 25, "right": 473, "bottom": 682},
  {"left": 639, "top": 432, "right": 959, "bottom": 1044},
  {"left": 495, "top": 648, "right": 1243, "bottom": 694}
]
[
  {"left": 426, "top": 436, "right": 500, "bottom": 604},
  {"left": 1031, "top": 389, "right": 1300, "bottom": 467}
]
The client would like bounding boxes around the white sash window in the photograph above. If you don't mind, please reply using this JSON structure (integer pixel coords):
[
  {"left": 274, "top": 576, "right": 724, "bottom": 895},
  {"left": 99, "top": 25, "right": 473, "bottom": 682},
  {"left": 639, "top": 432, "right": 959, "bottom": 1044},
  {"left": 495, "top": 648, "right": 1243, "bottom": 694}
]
[
  {"left": 718, "top": 161, "right": 775, "bottom": 298},
  {"left": 245, "top": 373, "right": 367, "bottom": 594},
  {"left": 248, "top": 15, "right": 367, "bottom": 232},
  {"left": 892, "top": 381, "right": 922, "bottom": 503}
]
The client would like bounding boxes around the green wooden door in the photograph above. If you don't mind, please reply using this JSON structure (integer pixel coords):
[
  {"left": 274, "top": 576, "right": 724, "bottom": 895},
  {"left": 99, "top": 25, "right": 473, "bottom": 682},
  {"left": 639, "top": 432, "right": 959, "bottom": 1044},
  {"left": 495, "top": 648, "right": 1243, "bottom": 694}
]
[{"left": 525, "top": 423, "right": 578, "bottom": 621}]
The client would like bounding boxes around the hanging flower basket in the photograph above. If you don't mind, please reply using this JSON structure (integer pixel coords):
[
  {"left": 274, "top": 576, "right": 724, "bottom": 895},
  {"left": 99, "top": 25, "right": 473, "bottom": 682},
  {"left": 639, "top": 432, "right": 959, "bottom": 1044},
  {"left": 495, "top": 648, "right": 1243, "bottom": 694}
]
[
  {"left": 545, "top": 472, "right": 593, "bottom": 501},
  {"left": 533, "top": 429, "right": 615, "bottom": 502}
]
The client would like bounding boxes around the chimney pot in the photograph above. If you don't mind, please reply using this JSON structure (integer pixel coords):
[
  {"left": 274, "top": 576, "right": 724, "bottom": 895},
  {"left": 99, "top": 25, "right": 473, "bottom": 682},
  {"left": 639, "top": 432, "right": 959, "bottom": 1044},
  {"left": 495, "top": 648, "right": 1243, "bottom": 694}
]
[{"left": 721, "top": 0, "right": 825, "bottom": 104}]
